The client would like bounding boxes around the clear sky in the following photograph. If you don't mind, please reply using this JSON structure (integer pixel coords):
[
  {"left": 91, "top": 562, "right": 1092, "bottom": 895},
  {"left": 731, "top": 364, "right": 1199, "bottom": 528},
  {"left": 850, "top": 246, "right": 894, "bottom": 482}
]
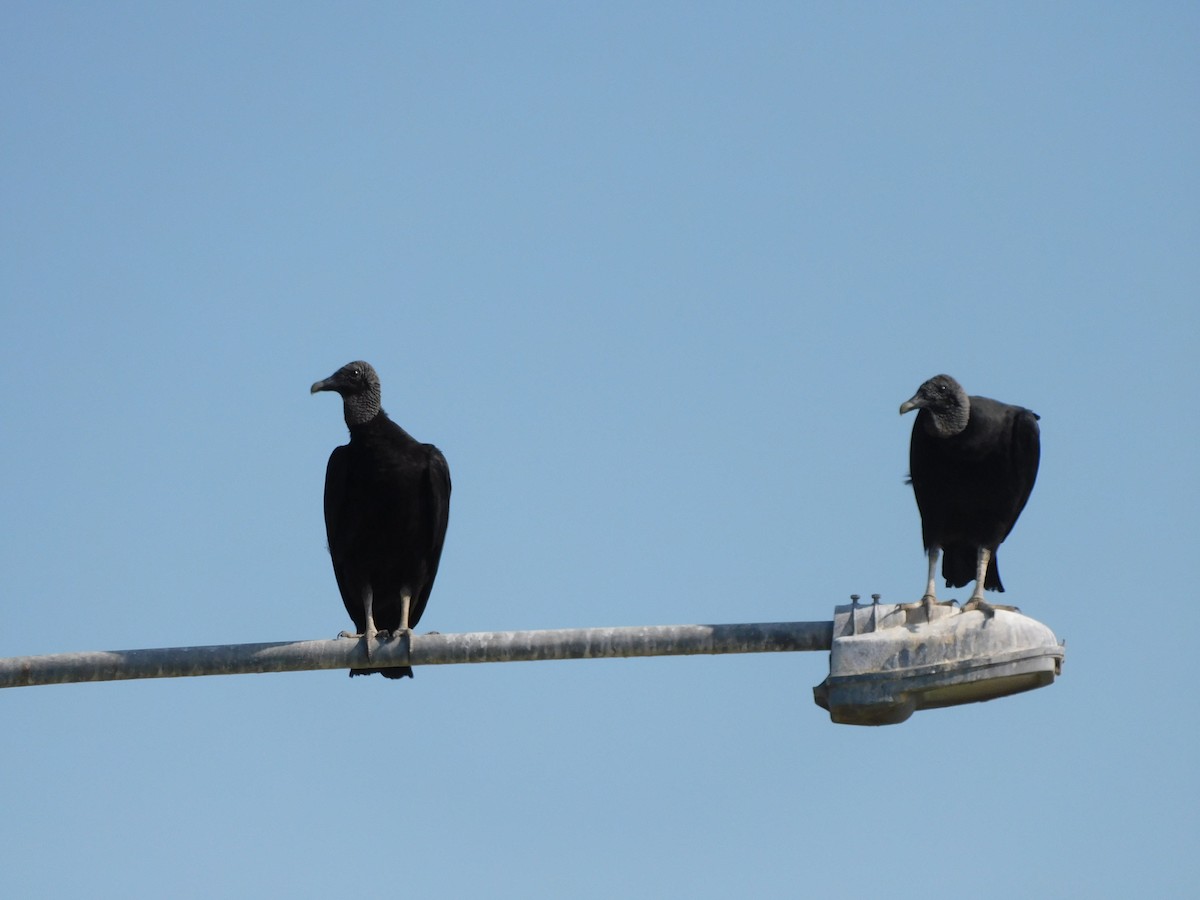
[{"left": 2, "top": 3, "right": 1197, "bottom": 897}]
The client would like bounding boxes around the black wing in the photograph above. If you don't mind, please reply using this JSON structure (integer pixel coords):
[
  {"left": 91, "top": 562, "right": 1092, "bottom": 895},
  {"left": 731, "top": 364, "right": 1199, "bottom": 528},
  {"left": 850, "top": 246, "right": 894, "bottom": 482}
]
[
  {"left": 908, "top": 415, "right": 948, "bottom": 553},
  {"left": 323, "top": 444, "right": 365, "bottom": 631},
  {"left": 1001, "top": 407, "right": 1040, "bottom": 543},
  {"left": 409, "top": 444, "right": 451, "bottom": 629}
]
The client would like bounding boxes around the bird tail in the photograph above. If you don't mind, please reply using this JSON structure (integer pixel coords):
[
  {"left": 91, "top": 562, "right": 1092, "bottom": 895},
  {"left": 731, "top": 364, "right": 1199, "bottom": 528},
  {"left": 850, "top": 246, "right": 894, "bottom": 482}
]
[
  {"left": 942, "top": 547, "right": 1005, "bottom": 592},
  {"left": 349, "top": 666, "right": 414, "bottom": 679}
]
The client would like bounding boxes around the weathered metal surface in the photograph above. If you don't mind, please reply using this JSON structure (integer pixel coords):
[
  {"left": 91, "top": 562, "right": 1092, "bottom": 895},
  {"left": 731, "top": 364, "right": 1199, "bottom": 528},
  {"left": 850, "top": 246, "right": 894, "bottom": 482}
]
[
  {"left": 1, "top": 605, "right": 1066, "bottom": 727},
  {"left": 813, "top": 602, "right": 1065, "bottom": 725},
  {"left": 0, "top": 621, "right": 834, "bottom": 689}
]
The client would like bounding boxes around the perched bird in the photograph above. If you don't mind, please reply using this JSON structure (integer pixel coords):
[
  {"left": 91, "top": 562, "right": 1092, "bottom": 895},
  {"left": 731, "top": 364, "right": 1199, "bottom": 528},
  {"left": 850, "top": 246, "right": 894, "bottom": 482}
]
[
  {"left": 312, "top": 361, "right": 451, "bottom": 678},
  {"left": 899, "top": 374, "right": 1040, "bottom": 615}
]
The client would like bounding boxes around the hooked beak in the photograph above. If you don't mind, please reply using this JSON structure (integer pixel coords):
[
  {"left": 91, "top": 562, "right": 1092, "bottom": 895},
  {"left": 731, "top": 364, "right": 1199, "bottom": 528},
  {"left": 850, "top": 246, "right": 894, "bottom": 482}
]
[
  {"left": 311, "top": 375, "right": 338, "bottom": 394},
  {"left": 899, "top": 396, "right": 922, "bottom": 415}
]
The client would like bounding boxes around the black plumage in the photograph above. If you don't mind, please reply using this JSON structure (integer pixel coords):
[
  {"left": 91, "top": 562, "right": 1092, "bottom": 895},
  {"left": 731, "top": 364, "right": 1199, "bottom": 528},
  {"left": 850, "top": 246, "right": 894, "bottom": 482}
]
[
  {"left": 312, "top": 361, "right": 451, "bottom": 678},
  {"left": 899, "top": 374, "right": 1040, "bottom": 613}
]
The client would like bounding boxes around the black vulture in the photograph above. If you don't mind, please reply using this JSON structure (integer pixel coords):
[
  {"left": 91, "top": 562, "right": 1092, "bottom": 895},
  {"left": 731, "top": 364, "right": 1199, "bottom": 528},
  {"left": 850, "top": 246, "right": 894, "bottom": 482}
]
[
  {"left": 899, "top": 374, "right": 1040, "bottom": 615},
  {"left": 311, "top": 361, "right": 451, "bottom": 678}
]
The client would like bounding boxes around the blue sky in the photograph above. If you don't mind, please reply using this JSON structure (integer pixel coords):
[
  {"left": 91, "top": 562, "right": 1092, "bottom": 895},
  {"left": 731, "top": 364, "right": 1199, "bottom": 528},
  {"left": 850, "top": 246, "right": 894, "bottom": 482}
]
[{"left": 2, "top": 3, "right": 1197, "bottom": 897}]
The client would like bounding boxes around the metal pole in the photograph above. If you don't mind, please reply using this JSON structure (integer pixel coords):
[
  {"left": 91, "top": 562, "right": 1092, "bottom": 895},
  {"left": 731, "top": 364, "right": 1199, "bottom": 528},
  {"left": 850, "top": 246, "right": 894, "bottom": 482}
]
[{"left": 0, "top": 621, "right": 834, "bottom": 689}]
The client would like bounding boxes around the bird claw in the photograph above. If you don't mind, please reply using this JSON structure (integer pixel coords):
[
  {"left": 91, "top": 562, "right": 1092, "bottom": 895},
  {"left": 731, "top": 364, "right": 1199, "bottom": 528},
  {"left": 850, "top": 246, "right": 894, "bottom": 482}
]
[
  {"left": 899, "top": 594, "right": 956, "bottom": 612},
  {"left": 960, "top": 597, "right": 1019, "bottom": 617},
  {"left": 336, "top": 629, "right": 377, "bottom": 663},
  {"left": 896, "top": 594, "right": 958, "bottom": 623}
]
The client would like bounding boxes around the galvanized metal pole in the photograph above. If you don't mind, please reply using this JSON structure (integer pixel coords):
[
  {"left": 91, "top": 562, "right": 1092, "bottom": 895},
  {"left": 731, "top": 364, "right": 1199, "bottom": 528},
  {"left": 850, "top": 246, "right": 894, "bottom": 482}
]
[{"left": 0, "top": 621, "right": 833, "bottom": 689}]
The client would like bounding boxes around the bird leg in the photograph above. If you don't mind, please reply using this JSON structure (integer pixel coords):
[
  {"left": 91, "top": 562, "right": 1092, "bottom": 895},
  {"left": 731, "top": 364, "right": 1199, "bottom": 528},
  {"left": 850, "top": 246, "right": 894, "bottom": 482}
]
[
  {"left": 923, "top": 547, "right": 940, "bottom": 606},
  {"left": 959, "top": 548, "right": 1019, "bottom": 617},
  {"left": 361, "top": 588, "right": 380, "bottom": 660},
  {"left": 900, "top": 547, "right": 956, "bottom": 617},
  {"left": 375, "top": 592, "right": 416, "bottom": 643},
  {"left": 337, "top": 588, "right": 381, "bottom": 660},
  {"left": 399, "top": 592, "right": 413, "bottom": 634}
]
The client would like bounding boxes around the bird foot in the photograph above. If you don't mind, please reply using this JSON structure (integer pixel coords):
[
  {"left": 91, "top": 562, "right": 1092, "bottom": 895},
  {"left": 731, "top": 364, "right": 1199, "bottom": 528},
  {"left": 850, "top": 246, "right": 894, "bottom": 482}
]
[
  {"left": 336, "top": 629, "right": 379, "bottom": 662},
  {"left": 899, "top": 594, "right": 956, "bottom": 613},
  {"left": 377, "top": 628, "right": 414, "bottom": 642},
  {"left": 362, "top": 627, "right": 381, "bottom": 661},
  {"left": 896, "top": 594, "right": 957, "bottom": 623},
  {"left": 960, "top": 597, "right": 1019, "bottom": 617}
]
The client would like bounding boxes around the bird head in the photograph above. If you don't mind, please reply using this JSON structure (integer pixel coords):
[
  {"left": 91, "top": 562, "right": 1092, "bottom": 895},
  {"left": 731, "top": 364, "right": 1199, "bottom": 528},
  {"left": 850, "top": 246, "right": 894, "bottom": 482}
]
[
  {"left": 311, "top": 361, "right": 382, "bottom": 426},
  {"left": 900, "top": 374, "right": 969, "bottom": 436}
]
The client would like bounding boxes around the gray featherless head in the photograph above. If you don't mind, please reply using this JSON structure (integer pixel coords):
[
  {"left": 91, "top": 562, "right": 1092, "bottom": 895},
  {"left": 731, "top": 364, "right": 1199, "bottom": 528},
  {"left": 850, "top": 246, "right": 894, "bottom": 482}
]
[
  {"left": 311, "top": 360, "right": 383, "bottom": 426},
  {"left": 899, "top": 374, "right": 970, "bottom": 437}
]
